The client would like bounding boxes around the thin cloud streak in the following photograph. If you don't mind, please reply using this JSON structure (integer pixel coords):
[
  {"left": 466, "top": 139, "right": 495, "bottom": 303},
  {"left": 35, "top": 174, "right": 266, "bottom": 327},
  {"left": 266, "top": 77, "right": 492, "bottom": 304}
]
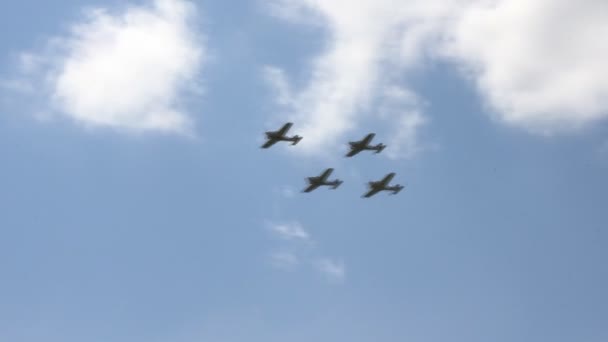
[
  {"left": 265, "top": 220, "right": 346, "bottom": 282},
  {"left": 267, "top": 221, "right": 311, "bottom": 242},
  {"left": 316, "top": 258, "right": 346, "bottom": 282}
]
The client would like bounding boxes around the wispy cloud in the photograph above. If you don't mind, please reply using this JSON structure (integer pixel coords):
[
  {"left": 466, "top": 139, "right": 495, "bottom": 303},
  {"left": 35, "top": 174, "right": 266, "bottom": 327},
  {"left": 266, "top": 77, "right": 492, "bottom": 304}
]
[
  {"left": 265, "top": 0, "right": 456, "bottom": 158},
  {"left": 378, "top": 86, "right": 430, "bottom": 159},
  {"left": 266, "top": 0, "right": 608, "bottom": 156},
  {"left": 315, "top": 258, "right": 346, "bottom": 282},
  {"left": 265, "top": 220, "right": 346, "bottom": 282},
  {"left": 7, "top": 0, "right": 205, "bottom": 135},
  {"left": 267, "top": 221, "right": 311, "bottom": 242}
]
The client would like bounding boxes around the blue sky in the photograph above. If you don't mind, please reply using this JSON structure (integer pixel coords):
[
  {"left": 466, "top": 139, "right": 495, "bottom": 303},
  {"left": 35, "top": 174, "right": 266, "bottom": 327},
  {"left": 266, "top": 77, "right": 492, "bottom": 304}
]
[{"left": 1, "top": 1, "right": 607, "bottom": 341}]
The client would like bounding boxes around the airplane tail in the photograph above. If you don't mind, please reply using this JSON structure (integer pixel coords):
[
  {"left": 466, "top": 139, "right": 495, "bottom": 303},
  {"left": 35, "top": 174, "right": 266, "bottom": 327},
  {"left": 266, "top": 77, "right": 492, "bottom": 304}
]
[
  {"left": 392, "top": 185, "right": 404, "bottom": 194},
  {"left": 375, "top": 144, "right": 386, "bottom": 153},
  {"left": 292, "top": 136, "right": 303, "bottom": 145},
  {"left": 332, "top": 180, "right": 343, "bottom": 189}
]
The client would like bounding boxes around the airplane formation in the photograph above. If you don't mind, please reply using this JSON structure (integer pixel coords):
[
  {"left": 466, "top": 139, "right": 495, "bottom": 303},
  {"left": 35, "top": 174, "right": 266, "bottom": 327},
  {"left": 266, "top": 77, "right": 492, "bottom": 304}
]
[{"left": 262, "top": 122, "right": 405, "bottom": 198}]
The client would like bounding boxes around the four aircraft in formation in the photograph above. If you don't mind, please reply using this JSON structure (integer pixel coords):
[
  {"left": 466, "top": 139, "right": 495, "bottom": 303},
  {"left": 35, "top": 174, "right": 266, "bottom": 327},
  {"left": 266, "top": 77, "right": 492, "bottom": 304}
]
[{"left": 262, "top": 122, "right": 404, "bottom": 198}]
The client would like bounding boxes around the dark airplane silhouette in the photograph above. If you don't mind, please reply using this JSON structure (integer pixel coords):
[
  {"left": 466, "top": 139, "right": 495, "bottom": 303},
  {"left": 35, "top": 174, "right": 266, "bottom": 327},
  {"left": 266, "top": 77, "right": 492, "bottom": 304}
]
[
  {"left": 303, "top": 168, "right": 343, "bottom": 193},
  {"left": 261, "top": 122, "right": 302, "bottom": 148},
  {"left": 363, "top": 173, "right": 404, "bottom": 198},
  {"left": 346, "top": 133, "right": 386, "bottom": 157}
]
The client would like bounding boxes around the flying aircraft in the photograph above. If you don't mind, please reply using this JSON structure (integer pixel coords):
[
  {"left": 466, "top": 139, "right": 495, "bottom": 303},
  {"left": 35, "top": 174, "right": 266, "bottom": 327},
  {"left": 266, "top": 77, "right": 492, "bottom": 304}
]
[
  {"left": 346, "top": 133, "right": 386, "bottom": 157},
  {"left": 261, "top": 122, "right": 303, "bottom": 148},
  {"left": 303, "top": 168, "right": 343, "bottom": 193},
  {"left": 363, "top": 173, "right": 404, "bottom": 198}
]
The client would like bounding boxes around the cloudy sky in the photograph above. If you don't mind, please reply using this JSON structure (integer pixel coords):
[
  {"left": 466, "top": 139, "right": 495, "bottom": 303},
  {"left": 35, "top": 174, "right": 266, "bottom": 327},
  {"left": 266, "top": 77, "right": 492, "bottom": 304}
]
[{"left": 1, "top": 0, "right": 607, "bottom": 341}]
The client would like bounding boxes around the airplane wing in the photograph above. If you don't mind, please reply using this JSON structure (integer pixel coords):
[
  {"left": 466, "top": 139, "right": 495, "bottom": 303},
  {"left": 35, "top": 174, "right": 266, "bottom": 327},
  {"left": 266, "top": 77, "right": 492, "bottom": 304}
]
[
  {"left": 277, "top": 122, "right": 293, "bottom": 137},
  {"left": 261, "top": 138, "right": 279, "bottom": 148},
  {"left": 346, "top": 148, "right": 361, "bottom": 157},
  {"left": 319, "top": 168, "right": 334, "bottom": 181},
  {"left": 303, "top": 183, "right": 321, "bottom": 193},
  {"left": 363, "top": 187, "right": 382, "bottom": 198},
  {"left": 379, "top": 173, "right": 395, "bottom": 187},
  {"left": 361, "top": 133, "right": 375, "bottom": 146}
]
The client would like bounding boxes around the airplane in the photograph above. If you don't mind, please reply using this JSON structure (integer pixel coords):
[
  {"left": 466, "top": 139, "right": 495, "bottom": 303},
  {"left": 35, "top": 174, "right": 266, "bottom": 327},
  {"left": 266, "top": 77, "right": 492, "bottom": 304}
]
[
  {"left": 346, "top": 133, "right": 386, "bottom": 157},
  {"left": 303, "top": 168, "right": 343, "bottom": 193},
  {"left": 261, "top": 122, "right": 303, "bottom": 148},
  {"left": 363, "top": 173, "right": 404, "bottom": 198}
]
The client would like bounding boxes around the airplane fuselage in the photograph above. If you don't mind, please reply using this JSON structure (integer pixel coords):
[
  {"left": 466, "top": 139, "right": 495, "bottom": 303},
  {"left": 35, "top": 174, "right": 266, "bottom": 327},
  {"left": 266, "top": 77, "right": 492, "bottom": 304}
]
[
  {"left": 304, "top": 169, "right": 343, "bottom": 192},
  {"left": 310, "top": 178, "right": 342, "bottom": 188},
  {"left": 266, "top": 131, "right": 297, "bottom": 142},
  {"left": 347, "top": 139, "right": 386, "bottom": 157},
  {"left": 263, "top": 131, "right": 302, "bottom": 147},
  {"left": 366, "top": 179, "right": 404, "bottom": 197},
  {"left": 350, "top": 142, "right": 384, "bottom": 152},
  {"left": 369, "top": 184, "right": 403, "bottom": 194}
]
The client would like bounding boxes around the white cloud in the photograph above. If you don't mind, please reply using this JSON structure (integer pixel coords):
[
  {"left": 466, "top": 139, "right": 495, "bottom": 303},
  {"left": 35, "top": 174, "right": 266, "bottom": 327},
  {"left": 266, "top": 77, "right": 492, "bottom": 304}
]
[
  {"left": 315, "top": 258, "right": 346, "bottom": 282},
  {"left": 443, "top": 0, "right": 608, "bottom": 134},
  {"left": 267, "top": 0, "right": 608, "bottom": 154},
  {"left": 267, "top": 221, "right": 311, "bottom": 242},
  {"left": 266, "top": 0, "right": 457, "bottom": 157},
  {"left": 13, "top": 0, "right": 205, "bottom": 134}
]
